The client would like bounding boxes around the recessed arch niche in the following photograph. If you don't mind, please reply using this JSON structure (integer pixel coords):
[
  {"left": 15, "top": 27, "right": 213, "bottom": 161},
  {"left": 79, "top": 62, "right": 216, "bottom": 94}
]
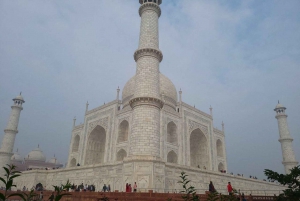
[
  {"left": 167, "top": 121, "right": 177, "bottom": 144},
  {"left": 167, "top": 150, "right": 177, "bottom": 164},
  {"left": 190, "top": 128, "right": 209, "bottom": 168},
  {"left": 118, "top": 120, "right": 129, "bottom": 143},
  {"left": 218, "top": 162, "right": 225, "bottom": 171},
  {"left": 216, "top": 139, "right": 224, "bottom": 157},
  {"left": 116, "top": 149, "right": 127, "bottom": 161},
  {"left": 70, "top": 158, "right": 76, "bottom": 167},
  {"left": 85, "top": 125, "right": 106, "bottom": 165},
  {"left": 72, "top": 135, "right": 80, "bottom": 152}
]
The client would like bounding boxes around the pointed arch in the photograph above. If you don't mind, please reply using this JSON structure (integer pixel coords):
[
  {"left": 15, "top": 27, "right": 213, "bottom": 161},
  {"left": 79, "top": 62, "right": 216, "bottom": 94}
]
[
  {"left": 167, "top": 121, "right": 177, "bottom": 144},
  {"left": 85, "top": 125, "right": 106, "bottom": 165},
  {"left": 218, "top": 162, "right": 225, "bottom": 171},
  {"left": 116, "top": 149, "right": 127, "bottom": 161},
  {"left": 190, "top": 128, "right": 209, "bottom": 168},
  {"left": 70, "top": 158, "right": 76, "bottom": 167},
  {"left": 72, "top": 135, "right": 80, "bottom": 152},
  {"left": 167, "top": 150, "right": 177, "bottom": 164},
  {"left": 118, "top": 120, "right": 129, "bottom": 143},
  {"left": 216, "top": 139, "right": 224, "bottom": 157}
]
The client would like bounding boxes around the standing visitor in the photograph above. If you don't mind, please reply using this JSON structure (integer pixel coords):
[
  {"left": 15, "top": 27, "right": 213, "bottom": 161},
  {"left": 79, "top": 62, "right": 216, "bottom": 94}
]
[
  {"left": 102, "top": 184, "right": 107, "bottom": 192},
  {"left": 48, "top": 192, "right": 54, "bottom": 201},
  {"left": 133, "top": 182, "right": 137, "bottom": 192},
  {"left": 39, "top": 191, "right": 43, "bottom": 201},
  {"left": 125, "top": 183, "right": 128, "bottom": 192},
  {"left": 208, "top": 181, "right": 215, "bottom": 192},
  {"left": 107, "top": 184, "right": 111, "bottom": 192},
  {"left": 129, "top": 184, "right": 132, "bottom": 192},
  {"left": 227, "top": 182, "right": 233, "bottom": 195}
]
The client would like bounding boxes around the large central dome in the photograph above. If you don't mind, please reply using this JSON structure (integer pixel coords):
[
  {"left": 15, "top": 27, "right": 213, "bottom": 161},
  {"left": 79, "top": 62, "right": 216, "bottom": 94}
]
[{"left": 122, "top": 73, "right": 177, "bottom": 109}]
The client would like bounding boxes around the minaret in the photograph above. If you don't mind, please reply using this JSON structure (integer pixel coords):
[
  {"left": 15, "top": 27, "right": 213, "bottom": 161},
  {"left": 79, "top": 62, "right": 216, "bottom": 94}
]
[
  {"left": 274, "top": 102, "right": 298, "bottom": 174},
  {"left": 0, "top": 93, "right": 25, "bottom": 174},
  {"left": 129, "top": 0, "right": 163, "bottom": 158}
]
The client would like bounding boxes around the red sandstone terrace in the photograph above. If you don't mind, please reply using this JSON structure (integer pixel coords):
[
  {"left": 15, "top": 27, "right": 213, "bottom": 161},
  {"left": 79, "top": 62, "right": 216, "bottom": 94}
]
[{"left": 3, "top": 191, "right": 278, "bottom": 201}]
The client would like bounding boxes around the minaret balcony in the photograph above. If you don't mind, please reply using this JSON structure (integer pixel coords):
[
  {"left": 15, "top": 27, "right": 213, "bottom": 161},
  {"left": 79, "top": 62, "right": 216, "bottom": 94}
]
[
  {"left": 139, "top": 0, "right": 162, "bottom": 5},
  {"left": 139, "top": 1, "right": 161, "bottom": 17},
  {"left": 134, "top": 48, "right": 163, "bottom": 62}
]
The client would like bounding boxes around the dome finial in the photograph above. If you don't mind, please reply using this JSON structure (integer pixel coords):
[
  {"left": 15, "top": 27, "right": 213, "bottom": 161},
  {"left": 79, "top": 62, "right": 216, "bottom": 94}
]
[
  {"left": 20, "top": 92, "right": 22, "bottom": 95},
  {"left": 38, "top": 144, "right": 39, "bottom": 148}
]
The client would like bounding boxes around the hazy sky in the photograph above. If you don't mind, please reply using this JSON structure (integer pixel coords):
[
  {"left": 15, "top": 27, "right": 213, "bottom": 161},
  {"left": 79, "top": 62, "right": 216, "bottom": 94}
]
[{"left": 0, "top": 0, "right": 299, "bottom": 180}]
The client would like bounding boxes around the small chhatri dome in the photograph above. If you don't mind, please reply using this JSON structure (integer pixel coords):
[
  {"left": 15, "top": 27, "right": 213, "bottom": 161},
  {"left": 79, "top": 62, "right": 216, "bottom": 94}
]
[
  {"left": 25, "top": 145, "right": 46, "bottom": 162},
  {"left": 11, "top": 149, "right": 22, "bottom": 162},
  {"left": 275, "top": 101, "right": 286, "bottom": 110},
  {"left": 48, "top": 155, "right": 60, "bottom": 164},
  {"left": 13, "top": 92, "right": 25, "bottom": 101}
]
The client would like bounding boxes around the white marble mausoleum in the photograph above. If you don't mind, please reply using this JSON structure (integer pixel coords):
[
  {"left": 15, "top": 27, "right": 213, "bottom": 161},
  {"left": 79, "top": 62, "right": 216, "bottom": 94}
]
[{"left": 1, "top": 0, "right": 298, "bottom": 195}]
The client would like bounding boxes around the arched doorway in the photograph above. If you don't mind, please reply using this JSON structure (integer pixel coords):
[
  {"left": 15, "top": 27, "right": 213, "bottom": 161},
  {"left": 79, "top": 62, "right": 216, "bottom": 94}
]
[
  {"left": 116, "top": 149, "right": 127, "bottom": 161},
  {"left": 167, "top": 150, "right": 177, "bottom": 164},
  {"left": 70, "top": 158, "right": 76, "bottom": 167},
  {"left": 167, "top": 122, "right": 177, "bottom": 144},
  {"left": 190, "top": 128, "right": 208, "bottom": 168},
  {"left": 72, "top": 135, "right": 80, "bottom": 152},
  {"left": 118, "top": 120, "right": 129, "bottom": 143},
  {"left": 85, "top": 125, "right": 106, "bottom": 165},
  {"left": 216, "top": 139, "right": 224, "bottom": 157}
]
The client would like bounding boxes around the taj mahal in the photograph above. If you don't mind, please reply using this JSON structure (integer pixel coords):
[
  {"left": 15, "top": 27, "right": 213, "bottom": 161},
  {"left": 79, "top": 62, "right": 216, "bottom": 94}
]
[{"left": 0, "top": 0, "right": 298, "bottom": 194}]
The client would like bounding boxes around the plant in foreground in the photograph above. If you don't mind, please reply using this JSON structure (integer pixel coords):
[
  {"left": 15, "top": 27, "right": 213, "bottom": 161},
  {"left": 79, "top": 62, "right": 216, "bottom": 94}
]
[
  {"left": 52, "top": 180, "right": 72, "bottom": 201},
  {"left": 265, "top": 165, "right": 300, "bottom": 201},
  {"left": 178, "top": 171, "right": 199, "bottom": 201},
  {"left": 0, "top": 164, "right": 24, "bottom": 201}
]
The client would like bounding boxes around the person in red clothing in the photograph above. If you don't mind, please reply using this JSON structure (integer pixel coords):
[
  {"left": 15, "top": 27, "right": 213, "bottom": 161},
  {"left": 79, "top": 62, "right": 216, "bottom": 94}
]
[{"left": 227, "top": 182, "right": 233, "bottom": 195}]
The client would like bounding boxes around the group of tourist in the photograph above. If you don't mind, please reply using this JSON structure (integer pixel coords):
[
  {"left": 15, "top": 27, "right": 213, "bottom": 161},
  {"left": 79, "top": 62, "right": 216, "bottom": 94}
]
[
  {"left": 125, "top": 182, "right": 137, "bottom": 192},
  {"left": 70, "top": 183, "right": 96, "bottom": 192}
]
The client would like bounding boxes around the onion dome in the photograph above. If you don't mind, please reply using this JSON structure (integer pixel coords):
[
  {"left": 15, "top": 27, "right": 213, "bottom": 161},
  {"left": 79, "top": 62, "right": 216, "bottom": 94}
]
[
  {"left": 122, "top": 73, "right": 177, "bottom": 109},
  {"left": 25, "top": 146, "right": 46, "bottom": 162}
]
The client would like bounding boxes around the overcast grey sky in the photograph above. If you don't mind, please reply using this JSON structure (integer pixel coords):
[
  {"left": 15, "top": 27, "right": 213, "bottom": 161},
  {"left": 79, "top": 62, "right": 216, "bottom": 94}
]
[{"left": 0, "top": 0, "right": 299, "bottom": 179}]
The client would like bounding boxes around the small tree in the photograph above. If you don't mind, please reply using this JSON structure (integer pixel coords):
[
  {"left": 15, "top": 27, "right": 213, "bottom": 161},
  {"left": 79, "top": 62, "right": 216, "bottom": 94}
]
[
  {"left": 0, "top": 164, "right": 25, "bottom": 201},
  {"left": 264, "top": 165, "right": 300, "bottom": 201},
  {"left": 178, "top": 171, "right": 199, "bottom": 201}
]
